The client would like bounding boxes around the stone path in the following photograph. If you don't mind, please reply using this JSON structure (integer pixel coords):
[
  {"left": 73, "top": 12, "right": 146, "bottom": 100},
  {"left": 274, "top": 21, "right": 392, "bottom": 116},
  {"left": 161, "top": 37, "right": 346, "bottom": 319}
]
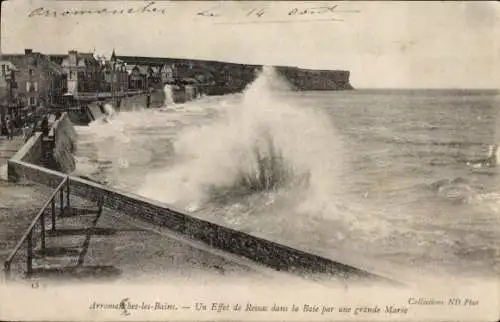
[{"left": 1, "top": 191, "right": 309, "bottom": 286}]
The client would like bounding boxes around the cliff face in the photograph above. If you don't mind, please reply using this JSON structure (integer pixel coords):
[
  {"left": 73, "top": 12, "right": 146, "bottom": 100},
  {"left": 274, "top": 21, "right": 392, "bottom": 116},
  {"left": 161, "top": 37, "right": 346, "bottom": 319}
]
[
  {"left": 203, "top": 65, "right": 354, "bottom": 94},
  {"left": 116, "top": 55, "right": 353, "bottom": 95},
  {"left": 274, "top": 67, "right": 353, "bottom": 91}
]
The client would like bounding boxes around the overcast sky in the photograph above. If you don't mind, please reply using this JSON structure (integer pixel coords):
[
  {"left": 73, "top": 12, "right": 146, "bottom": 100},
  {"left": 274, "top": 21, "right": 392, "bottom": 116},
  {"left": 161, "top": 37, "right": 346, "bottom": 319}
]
[{"left": 1, "top": 1, "right": 499, "bottom": 89}]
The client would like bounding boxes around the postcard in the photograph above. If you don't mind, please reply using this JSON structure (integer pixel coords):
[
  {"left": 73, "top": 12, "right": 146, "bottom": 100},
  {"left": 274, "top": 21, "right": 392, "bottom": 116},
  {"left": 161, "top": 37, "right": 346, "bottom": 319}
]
[{"left": 0, "top": 0, "right": 499, "bottom": 321}]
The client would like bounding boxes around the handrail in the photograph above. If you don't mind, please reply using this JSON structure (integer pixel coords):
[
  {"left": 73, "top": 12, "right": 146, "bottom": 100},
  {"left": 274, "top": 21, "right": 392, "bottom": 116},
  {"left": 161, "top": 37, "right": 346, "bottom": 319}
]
[{"left": 3, "top": 176, "right": 68, "bottom": 279}]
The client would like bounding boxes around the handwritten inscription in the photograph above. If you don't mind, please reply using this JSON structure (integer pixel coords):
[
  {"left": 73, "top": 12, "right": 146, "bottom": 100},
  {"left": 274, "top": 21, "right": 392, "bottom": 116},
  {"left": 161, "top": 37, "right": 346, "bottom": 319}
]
[
  {"left": 197, "top": 4, "right": 359, "bottom": 23},
  {"left": 288, "top": 5, "right": 343, "bottom": 16},
  {"left": 197, "top": 6, "right": 268, "bottom": 19},
  {"left": 27, "top": 1, "right": 360, "bottom": 24},
  {"left": 28, "top": 1, "right": 167, "bottom": 18}
]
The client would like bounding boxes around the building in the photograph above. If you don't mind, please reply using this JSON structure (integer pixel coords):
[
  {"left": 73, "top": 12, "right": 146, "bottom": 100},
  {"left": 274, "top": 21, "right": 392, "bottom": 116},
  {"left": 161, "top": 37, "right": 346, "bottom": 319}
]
[
  {"left": 61, "top": 50, "right": 101, "bottom": 94},
  {"left": 0, "top": 60, "right": 18, "bottom": 102},
  {"left": 3, "top": 49, "right": 67, "bottom": 108},
  {"left": 0, "top": 60, "right": 18, "bottom": 122},
  {"left": 160, "top": 64, "right": 175, "bottom": 84},
  {"left": 101, "top": 50, "right": 129, "bottom": 93},
  {"left": 148, "top": 66, "right": 162, "bottom": 87},
  {"left": 126, "top": 65, "right": 148, "bottom": 91},
  {"left": 102, "top": 62, "right": 129, "bottom": 93},
  {"left": 170, "top": 61, "right": 194, "bottom": 81}
]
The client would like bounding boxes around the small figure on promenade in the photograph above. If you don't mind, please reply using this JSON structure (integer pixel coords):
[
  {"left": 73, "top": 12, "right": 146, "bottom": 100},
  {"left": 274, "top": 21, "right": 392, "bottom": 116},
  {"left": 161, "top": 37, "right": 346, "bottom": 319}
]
[
  {"left": 41, "top": 115, "right": 49, "bottom": 137},
  {"left": 22, "top": 124, "right": 30, "bottom": 141},
  {"left": 5, "top": 117, "right": 13, "bottom": 140},
  {"left": 12, "top": 112, "right": 18, "bottom": 129},
  {"left": 24, "top": 124, "right": 35, "bottom": 142}
]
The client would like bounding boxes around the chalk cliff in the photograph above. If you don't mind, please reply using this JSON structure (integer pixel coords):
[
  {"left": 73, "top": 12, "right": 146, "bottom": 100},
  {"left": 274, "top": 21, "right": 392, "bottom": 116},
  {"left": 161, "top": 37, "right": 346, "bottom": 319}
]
[{"left": 116, "top": 55, "right": 354, "bottom": 96}]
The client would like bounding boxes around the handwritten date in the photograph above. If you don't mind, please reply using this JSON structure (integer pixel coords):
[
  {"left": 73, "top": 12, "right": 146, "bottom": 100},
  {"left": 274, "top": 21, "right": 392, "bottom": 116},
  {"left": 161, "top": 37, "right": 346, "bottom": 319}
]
[
  {"left": 288, "top": 5, "right": 340, "bottom": 16},
  {"left": 197, "top": 4, "right": 355, "bottom": 21}
]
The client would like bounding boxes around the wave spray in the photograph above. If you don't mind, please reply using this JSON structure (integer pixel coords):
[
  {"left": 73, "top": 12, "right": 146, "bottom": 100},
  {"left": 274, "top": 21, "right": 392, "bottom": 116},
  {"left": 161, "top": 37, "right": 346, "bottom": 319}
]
[
  {"left": 138, "top": 66, "right": 346, "bottom": 219},
  {"left": 102, "top": 103, "right": 116, "bottom": 123},
  {"left": 163, "top": 84, "right": 175, "bottom": 107}
]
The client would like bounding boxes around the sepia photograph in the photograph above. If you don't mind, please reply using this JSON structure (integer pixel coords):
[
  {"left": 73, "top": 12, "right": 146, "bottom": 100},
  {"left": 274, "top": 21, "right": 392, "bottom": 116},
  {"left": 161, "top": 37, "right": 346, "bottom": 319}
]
[{"left": 0, "top": 1, "right": 498, "bottom": 321}]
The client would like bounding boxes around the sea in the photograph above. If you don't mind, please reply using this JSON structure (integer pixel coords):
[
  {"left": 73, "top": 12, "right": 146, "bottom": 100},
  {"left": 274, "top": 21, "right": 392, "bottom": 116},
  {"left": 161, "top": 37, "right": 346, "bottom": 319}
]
[{"left": 73, "top": 67, "right": 500, "bottom": 283}]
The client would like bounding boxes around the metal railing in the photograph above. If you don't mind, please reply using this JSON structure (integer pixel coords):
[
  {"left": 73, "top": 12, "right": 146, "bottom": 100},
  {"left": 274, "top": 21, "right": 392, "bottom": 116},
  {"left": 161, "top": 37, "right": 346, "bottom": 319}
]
[{"left": 3, "top": 176, "right": 70, "bottom": 280}]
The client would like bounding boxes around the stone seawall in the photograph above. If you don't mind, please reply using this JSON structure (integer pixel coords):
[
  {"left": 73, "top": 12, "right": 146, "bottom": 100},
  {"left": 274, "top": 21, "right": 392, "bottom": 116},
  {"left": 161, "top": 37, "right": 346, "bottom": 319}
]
[
  {"left": 8, "top": 159, "right": 64, "bottom": 188},
  {"left": 12, "top": 134, "right": 43, "bottom": 166},
  {"left": 118, "top": 90, "right": 165, "bottom": 110},
  {"left": 84, "top": 86, "right": 201, "bottom": 122},
  {"left": 8, "top": 158, "right": 396, "bottom": 283},
  {"left": 87, "top": 104, "right": 103, "bottom": 121},
  {"left": 8, "top": 113, "right": 77, "bottom": 181},
  {"left": 6, "top": 113, "right": 399, "bottom": 284},
  {"left": 171, "top": 85, "right": 198, "bottom": 103},
  {"left": 87, "top": 90, "right": 165, "bottom": 120}
]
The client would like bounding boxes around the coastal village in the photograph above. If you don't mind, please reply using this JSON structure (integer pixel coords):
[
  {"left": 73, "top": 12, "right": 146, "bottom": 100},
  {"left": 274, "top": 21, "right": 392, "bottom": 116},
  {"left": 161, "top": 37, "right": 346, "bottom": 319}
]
[
  {"left": 0, "top": 48, "right": 352, "bottom": 173},
  {"left": 0, "top": 48, "right": 257, "bottom": 122},
  {"left": 0, "top": 48, "right": 352, "bottom": 131},
  {"left": 0, "top": 48, "right": 352, "bottom": 181},
  {"left": 0, "top": 49, "right": 359, "bottom": 285},
  {"left": 0, "top": 48, "right": 272, "bottom": 151}
]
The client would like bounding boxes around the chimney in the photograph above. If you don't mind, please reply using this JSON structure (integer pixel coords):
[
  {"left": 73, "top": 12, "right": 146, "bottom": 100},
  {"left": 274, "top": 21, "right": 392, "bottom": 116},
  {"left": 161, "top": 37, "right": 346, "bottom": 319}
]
[
  {"left": 25, "top": 49, "right": 33, "bottom": 55},
  {"left": 68, "top": 50, "right": 78, "bottom": 64},
  {"left": 68, "top": 50, "right": 78, "bottom": 58}
]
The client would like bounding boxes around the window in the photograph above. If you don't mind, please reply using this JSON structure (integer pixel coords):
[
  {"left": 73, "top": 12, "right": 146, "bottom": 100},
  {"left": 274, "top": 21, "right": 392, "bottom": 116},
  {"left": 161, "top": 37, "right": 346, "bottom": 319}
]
[
  {"left": 34, "top": 82, "right": 38, "bottom": 92},
  {"left": 29, "top": 69, "right": 33, "bottom": 77},
  {"left": 29, "top": 97, "right": 36, "bottom": 105}
]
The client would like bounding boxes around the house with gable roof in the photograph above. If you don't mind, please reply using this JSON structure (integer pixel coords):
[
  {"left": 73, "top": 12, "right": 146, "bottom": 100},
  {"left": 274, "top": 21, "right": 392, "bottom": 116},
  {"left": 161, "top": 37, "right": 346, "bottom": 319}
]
[
  {"left": 101, "top": 50, "right": 129, "bottom": 93},
  {"left": 2, "top": 49, "right": 67, "bottom": 107},
  {"left": 61, "top": 50, "right": 101, "bottom": 94},
  {"left": 126, "top": 65, "right": 148, "bottom": 91}
]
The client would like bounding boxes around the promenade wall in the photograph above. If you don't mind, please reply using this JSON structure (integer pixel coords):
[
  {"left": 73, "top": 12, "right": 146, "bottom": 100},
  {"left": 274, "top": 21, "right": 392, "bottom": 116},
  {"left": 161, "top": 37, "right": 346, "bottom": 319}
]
[
  {"left": 86, "top": 90, "right": 165, "bottom": 121},
  {"left": 8, "top": 113, "right": 77, "bottom": 180},
  {"left": 6, "top": 113, "right": 399, "bottom": 284},
  {"left": 83, "top": 86, "right": 201, "bottom": 122},
  {"left": 171, "top": 85, "right": 198, "bottom": 103},
  {"left": 87, "top": 104, "right": 103, "bottom": 121}
]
